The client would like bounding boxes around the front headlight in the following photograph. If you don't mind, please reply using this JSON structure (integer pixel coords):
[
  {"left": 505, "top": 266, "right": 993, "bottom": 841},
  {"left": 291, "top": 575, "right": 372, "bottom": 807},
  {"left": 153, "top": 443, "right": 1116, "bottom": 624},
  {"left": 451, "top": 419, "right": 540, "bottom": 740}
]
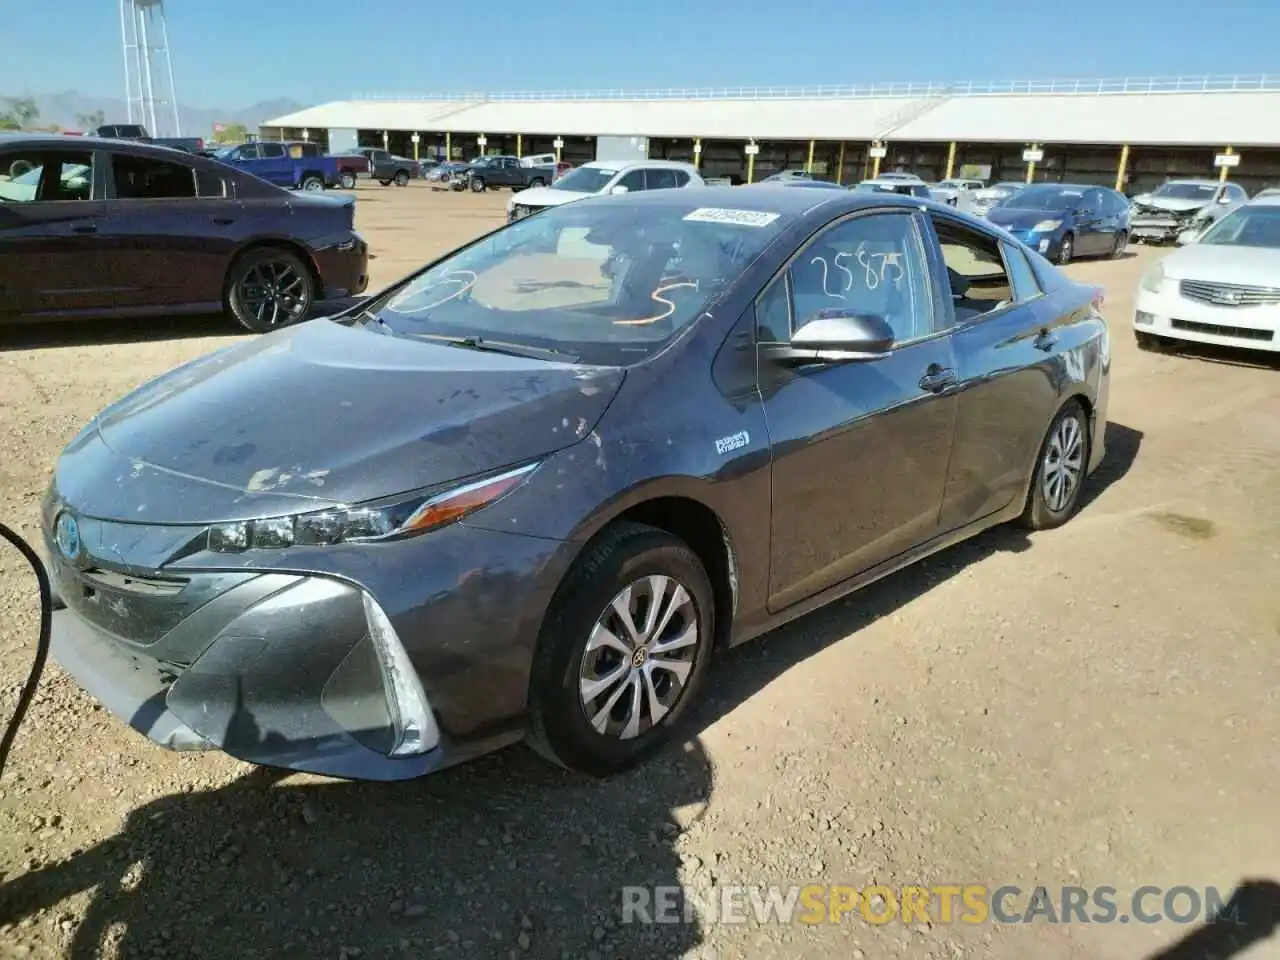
[
  {"left": 208, "top": 461, "right": 539, "bottom": 552},
  {"left": 1031, "top": 219, "right": 1063, "bottom": 232},
  {"left": 1139, "top": 262, "right": 1165, "bottom": 295}
]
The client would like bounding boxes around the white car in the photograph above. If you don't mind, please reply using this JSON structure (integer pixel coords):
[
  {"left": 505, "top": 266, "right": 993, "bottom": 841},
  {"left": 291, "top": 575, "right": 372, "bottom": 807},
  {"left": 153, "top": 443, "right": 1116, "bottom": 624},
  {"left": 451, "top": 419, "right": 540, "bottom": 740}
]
[
  {"left": 1129, "top": 179, "right": 1248, "bottom": 246},
  {"left": 1133, "top": 196, "right": 1280, "bottom": 354},
  {"left": 520, "top": 153, "right": 556, "bottom": 168},
  {"left": 929, "top": 178, "right": 985, "bottom": 213},
  {"left": 506, "top": 160, "right": 703, "bottom": 222}
]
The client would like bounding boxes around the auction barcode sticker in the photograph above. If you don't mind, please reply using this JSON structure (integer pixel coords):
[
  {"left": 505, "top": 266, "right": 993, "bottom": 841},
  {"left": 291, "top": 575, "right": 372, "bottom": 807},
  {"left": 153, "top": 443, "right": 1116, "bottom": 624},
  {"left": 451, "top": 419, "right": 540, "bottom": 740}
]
[{"left": 683, "top": 208, "right": 781, "bottom": 227}]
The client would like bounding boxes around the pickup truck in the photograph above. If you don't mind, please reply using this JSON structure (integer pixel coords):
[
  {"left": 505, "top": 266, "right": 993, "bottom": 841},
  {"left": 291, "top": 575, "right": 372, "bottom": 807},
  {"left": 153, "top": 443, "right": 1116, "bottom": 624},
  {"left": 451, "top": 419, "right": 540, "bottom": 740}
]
[
  {"left": 350, "top": 148, "right": 419, "bottom": 187},
  {"left": 211, "top": 140, "right": 345, "bottom": 191},
  {"left": 92, "top": 123, "right": 205, "bottom": 154},
  {"left": 454, "top": 154, "right": 556, "bottom": 193}
]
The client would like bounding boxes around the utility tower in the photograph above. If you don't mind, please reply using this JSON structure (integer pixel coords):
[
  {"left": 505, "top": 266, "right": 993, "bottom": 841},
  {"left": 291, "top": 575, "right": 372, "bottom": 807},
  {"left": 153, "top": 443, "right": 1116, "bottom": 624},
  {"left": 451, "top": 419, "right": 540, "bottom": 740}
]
[{"left": 119, "top": 0, "right": 182, "bottom": 136}]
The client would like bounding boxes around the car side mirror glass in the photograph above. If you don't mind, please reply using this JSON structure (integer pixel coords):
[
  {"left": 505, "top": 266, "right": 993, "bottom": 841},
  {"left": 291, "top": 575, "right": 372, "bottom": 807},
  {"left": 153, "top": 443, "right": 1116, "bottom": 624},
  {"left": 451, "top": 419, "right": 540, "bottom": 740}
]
[
  {"left": 765, "top": 310, "right": 895, "bottom": 364},
  {"left": 1218, "top": 195, "right": 1232, "bottom": 204},
  {"left": 610, "top": 185, "right": 630, "bottom": 195}
]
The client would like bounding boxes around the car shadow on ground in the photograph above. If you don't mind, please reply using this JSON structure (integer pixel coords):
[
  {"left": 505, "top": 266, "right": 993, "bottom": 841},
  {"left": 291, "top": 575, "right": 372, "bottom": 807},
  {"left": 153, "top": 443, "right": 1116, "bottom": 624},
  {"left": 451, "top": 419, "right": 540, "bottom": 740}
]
[
  {"left": 1144, "top": 879, "right": 1280, "bottom": 959},
  {"left": 0, "top": 423, "right": 1144, "bottom": 960},
  {"left": 1151, "top": 339, "right": 1280, "bottom": 371},
  {"left": 0, "top": 301, "right": 365, "bottom": 352}
]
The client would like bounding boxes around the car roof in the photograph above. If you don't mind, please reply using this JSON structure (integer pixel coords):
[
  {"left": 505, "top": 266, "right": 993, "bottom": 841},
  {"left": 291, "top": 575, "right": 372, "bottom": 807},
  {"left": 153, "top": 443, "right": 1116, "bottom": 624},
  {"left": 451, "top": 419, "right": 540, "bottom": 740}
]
[
  {"left": 584, "top": 183, "right": 944, "bottom": 220},
  {"left": 1247, "top": 194, "right": 1280, "bottom": 206},
  {"left": 1163, "top": 179, "right": 1218, "bottom": 186},
  {"left": 0, "top": 130, "right": 206, "bottom": 160},
  {"left": 580, "top": 159, "right": 698, "bottom": 172}
]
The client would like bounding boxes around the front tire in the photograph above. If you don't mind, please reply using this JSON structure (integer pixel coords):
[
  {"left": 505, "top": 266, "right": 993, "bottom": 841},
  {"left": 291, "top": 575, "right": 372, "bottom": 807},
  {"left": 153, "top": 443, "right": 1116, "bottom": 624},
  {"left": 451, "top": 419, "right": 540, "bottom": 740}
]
[
  {"left": 224, "top": 248, "right": 315, "bottom": 334},
  {"left": 1056, "top": 232, "right": 1075, "bottom": 266},
  {"left": 299, "top": 175, "right": 324, "bottom": 192},
  {"left": 1018, "top": 399, "right": 1090, "bottom": 531},
  {"left": 379, "top": 179, "right": 392, "bottom": 187},
  {"left": 1111, "top": 230, "right": 1128, "bottom": 258},
  {"left": 527, "top": 522, "right": 715, "bottom": 777}
]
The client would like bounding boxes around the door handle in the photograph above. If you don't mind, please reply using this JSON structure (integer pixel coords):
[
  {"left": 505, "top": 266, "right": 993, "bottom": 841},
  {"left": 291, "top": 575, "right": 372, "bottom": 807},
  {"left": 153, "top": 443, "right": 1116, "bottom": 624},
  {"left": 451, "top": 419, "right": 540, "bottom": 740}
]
[
  {"left": 71, "top": 223, "right": 98, "bottom": 234},
  {"left": 918, "top": 366, "right": 957, "bottom": 393},
  {"left": 1034, "top": 329, "right": 1059, "bottom": 351}
]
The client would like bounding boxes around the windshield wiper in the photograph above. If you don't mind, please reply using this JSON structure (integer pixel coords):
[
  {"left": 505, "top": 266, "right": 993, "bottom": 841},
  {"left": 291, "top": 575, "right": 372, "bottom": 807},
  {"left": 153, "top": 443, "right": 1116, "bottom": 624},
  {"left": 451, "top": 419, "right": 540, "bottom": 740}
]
[{"left": 413, "top": 333, "right": 577, "bottom": 362}]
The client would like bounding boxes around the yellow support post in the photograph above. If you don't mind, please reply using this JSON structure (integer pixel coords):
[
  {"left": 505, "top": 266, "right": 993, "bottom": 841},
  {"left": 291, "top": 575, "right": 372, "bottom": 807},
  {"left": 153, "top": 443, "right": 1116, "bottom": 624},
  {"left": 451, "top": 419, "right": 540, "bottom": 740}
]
[
  {"left": 944, "top": 141, "right": 957, "bottom": 180},
  {"left": 746, "top": 141, "right": 757, "bottom": 184},
  {"left": 1219, "top": 145, "right": 1234, "bottom": 182},
  {"left": 516, "top": 134, "right": 522, "bottom": 157},
  {"left": 693, "top": 137, "right": 701, "bottom": 169},
  {"left": 806, "top": 139, "right": 815, "bottom": 174},
  {"left": 1115, "top": 143, "right": 1130, "bottom": 192},
  {"left": 445, "top": 132, "right": 452, "bottom": 160},
  {"left": 412, "top": 133, "right": 420, "bottom": 163},
  {"left": 554, "top": 137, "right": 563, "bottom": 163},
  {"left": 1025, "top": 143, "right": 1038, "bottom": 184},
  {"left": 835, "top": 141, "right": 845, "bottom": 184},
  {"left": 871, "top": 145, "right": 882, "bottom": 179}
]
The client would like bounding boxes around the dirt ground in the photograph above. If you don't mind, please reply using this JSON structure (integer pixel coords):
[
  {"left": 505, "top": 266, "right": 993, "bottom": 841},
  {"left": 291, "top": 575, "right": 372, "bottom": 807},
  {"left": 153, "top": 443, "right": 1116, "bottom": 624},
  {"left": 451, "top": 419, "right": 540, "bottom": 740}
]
[{"left": 1, "top": 182, "right": 1278, "bottom": 960}]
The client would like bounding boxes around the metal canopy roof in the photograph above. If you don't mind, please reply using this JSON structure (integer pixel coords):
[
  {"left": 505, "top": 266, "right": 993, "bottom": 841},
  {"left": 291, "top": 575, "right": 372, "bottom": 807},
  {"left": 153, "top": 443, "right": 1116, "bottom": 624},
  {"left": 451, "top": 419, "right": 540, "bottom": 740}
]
[{"left": 264, "top": 76, "right": 1280, "bottom": 146}]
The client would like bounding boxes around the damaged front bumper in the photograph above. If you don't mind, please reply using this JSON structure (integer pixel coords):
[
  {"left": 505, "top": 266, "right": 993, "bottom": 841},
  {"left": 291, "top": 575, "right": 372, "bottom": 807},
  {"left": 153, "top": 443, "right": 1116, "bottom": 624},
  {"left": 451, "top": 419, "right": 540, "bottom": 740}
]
[
  {"left": 1129, "top": 210, "right": 1204, "bottom": 243},
  {"left": 49, "top": 571, "right": 452, "bottom": 780}
]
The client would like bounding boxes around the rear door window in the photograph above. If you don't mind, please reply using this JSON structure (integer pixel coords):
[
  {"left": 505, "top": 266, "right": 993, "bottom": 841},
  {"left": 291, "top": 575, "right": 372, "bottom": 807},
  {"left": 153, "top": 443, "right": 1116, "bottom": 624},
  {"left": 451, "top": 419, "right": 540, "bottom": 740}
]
[
  {"left": 111, "top": 154, "right": 197, "bottom": 199},
  {"left": 645, "top": 167, "right": 679, "bottom": 190}
]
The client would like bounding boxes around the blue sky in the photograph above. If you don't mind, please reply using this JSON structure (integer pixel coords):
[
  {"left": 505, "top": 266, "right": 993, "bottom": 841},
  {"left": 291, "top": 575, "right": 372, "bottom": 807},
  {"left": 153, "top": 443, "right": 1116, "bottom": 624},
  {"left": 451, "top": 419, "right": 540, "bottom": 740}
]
[{"left": 5, "top": 0, "right": 1277, "bottom": 108}]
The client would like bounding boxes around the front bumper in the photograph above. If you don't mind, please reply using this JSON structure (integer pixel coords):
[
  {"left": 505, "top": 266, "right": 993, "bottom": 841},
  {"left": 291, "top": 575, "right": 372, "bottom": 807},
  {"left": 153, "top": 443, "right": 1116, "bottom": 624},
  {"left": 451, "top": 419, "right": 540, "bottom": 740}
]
[
  {"left": 1129, "top": 217, "right": 1194, "bottom": 243},
  {"left": 999, "top": 227, "right": 1064, "bottom": 258},
  {"left": 508, "top": 202, "right": 549, "bottom": 223},
  {"left": 1134, "top": 287, "right": 1280, "bottom": 352},
  {"left": 45, "top": 515, "right": 579, "bottom": 781}
]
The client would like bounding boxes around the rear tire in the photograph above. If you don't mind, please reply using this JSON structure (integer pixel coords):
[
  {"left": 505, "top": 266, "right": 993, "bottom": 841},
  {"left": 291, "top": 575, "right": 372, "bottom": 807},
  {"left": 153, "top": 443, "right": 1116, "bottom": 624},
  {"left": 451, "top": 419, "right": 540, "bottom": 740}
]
[
  {"left": 394, "top": 170, "right": 410, "bottom": 187},
  {"left": 470, "top": 176, "right": 486, "bottom": 193},
  {"left": 379, "top": 179, "right": 392, "bottom": 187},
  {"left": 299, "top": 175, "right": 324, "bottom": 192},
  {"left": 339, "top": 171, "right": 356, "bottom": 189},
  {"left": 1017, "top": 399, "right": 1090, "bottom": 531},
  {"left": 528, "top": 177, "right": 545, "bottom": 188},
  {"left": 527, "top": 522, "right": 715, "bottom": 778},
  {"left": 224, "top": 248, "right": 315, "bottom": 334}
]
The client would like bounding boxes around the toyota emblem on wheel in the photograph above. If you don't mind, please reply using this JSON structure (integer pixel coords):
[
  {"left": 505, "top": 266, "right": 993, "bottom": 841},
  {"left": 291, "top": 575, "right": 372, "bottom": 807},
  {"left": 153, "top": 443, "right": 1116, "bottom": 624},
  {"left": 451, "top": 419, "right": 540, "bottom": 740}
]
[{"left": 54, "top": 510, "right": 82, "bottom": 563}]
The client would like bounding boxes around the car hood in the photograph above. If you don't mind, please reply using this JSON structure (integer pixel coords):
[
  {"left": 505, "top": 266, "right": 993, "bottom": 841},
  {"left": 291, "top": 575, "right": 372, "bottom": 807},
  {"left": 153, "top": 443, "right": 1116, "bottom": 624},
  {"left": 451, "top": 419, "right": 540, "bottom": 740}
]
[
  {"left": 1161, "top": 243, "right": 1280, "bottom": 283},
  {"left": 57, "top": 320, "right": 625, "bottom": 524},
  {"left": 1131, "top": 194, "right": 1211, "bottom": 214},
  {"left": 514, "top": 186, "right": 593, "bottom": 208},
  {"left": 985, "top": 208, "right": 1069, "bottom": 230}
]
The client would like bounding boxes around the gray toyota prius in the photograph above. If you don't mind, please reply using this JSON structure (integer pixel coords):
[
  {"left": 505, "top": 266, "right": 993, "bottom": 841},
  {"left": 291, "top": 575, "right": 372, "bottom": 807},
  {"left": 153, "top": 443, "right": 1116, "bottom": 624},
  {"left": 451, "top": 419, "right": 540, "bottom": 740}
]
[{"left": 44, "top": 186, "right": 1111, "bottom": 782}]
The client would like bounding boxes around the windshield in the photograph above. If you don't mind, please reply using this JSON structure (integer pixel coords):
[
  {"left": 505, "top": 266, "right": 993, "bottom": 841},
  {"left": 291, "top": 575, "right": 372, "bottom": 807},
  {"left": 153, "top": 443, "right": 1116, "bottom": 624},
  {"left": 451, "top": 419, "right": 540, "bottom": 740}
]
[
  {"left": 1152, "top": 182, "right": 1217, "bottom": 200},
  {"left": 1199, "top": 206, "right": 1280, "bottom": 248},
  {"left": 357, "top": 198, "right": 789, "bottom": 365},
  {"left": 552, "top": 166, "right": 617, "bottom": 193},
  {"left": 854, "top": 182, "right": 912, "bottom": 195},
  {"left": 995, "top": 185, "right": 1084, "bottom": 211},
  {"left": 213, "top": 145, "right": 240, "bottom": 160}
]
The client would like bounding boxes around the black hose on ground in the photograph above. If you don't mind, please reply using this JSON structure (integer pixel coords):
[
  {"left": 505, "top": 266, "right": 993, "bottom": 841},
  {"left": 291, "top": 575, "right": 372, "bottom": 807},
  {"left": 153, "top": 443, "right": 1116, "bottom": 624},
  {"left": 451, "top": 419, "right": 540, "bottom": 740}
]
[{"left": 0, "top": 521, "right": 53, "bottom": 782}]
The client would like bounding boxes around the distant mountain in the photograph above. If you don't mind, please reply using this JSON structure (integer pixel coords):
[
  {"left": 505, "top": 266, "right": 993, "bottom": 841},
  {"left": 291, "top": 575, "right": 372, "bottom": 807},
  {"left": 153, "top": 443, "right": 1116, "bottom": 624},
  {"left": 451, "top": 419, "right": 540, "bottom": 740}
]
[{"left": 2, "top": 91, "right": 306, "bottom": 136}]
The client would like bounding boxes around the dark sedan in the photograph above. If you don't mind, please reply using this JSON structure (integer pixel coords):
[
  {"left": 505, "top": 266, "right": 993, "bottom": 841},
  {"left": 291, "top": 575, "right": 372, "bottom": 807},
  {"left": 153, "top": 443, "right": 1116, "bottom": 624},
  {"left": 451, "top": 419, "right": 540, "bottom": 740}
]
[
  {"left": 0, "top": 133, "right": 369, "bottom": 332},
  {"left": 985, "top": 182, "right": 1131, "bottom": 265},
  {"left": 43, "top": 186, "right": 1111, "bottom": 782}
]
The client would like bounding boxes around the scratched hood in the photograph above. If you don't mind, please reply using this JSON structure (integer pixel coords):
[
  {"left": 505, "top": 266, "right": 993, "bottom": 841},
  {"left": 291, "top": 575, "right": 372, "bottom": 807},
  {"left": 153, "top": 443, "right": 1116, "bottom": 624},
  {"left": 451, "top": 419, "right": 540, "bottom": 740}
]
[{"left": 56, "top": 320, "right": 624, "bottom": 524}]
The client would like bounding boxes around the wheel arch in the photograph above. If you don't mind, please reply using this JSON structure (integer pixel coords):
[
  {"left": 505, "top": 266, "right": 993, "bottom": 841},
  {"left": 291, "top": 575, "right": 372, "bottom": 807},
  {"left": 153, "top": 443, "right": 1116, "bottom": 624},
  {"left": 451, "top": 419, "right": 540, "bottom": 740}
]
[
  {"left": 560, "top": 490, "right": 738, "bottom": 653},
  {"left": 224, "top": 237, "right": 324, "bottom": 300}
]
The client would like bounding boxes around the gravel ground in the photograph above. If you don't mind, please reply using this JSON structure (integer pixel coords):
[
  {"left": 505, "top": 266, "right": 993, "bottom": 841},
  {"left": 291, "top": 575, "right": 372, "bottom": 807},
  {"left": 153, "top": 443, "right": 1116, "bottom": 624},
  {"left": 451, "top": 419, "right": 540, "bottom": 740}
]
[{"left": 1, "top": 184, "right": 1278, "bottom": 960}]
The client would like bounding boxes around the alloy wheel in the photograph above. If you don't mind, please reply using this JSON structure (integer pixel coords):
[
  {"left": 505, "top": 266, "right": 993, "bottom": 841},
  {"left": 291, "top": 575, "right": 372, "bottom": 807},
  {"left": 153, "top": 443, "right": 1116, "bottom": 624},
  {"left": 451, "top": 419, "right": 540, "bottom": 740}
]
[
  {"left": 1041, "top": 412, "right": 1084, "bottom": 512},
  {"left": 237, "top": 259, "right": 308, "bottom": 329},
  {"left": 578, "top": 575, "right": 700, "bottom": 740}
]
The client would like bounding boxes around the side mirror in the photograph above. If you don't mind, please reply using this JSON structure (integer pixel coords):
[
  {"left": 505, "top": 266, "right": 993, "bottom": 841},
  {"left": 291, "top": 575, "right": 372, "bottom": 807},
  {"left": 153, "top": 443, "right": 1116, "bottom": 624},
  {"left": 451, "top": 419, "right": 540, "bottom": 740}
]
[
  {"left": 1218, "top": 195, "right": 1233, "bottom": 204},
  {"left": 609, "top": 185, "right": 629, "bottom": 195},
  {"left": 764, "top": 311, "right": 895, "bottom": 364},
  {"left": 1075, "top": 207, "right": 1094, "bottom": 217}
]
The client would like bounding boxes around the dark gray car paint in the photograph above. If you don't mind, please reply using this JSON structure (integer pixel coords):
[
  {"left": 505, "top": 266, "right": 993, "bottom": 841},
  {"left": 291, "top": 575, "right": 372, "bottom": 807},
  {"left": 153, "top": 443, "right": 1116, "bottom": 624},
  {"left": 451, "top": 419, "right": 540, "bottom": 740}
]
[{"left": 44, "top": 187, "right": 1110, "bottom": 780}]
